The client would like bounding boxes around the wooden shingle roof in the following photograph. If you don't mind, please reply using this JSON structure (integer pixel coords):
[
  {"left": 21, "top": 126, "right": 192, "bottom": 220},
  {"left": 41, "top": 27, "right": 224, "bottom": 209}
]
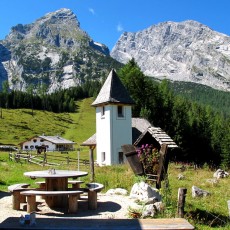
[
  {"left": 91, "top": 69, "right": 135, "bottom": 107},
  {"left": 133, "top": 120, "right": 178, "bottom": 148},
  {"left": 81, "top": 134, "right": 96, "bottom": 146}
]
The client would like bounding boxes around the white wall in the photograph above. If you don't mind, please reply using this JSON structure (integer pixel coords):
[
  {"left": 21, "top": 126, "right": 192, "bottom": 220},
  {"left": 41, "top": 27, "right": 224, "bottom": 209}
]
[
  {"left": 96, "top": 104, "right": 132, "bottom": 166},
  {"left": 21, "top": 137, "right": 55, "bottom": 151}
]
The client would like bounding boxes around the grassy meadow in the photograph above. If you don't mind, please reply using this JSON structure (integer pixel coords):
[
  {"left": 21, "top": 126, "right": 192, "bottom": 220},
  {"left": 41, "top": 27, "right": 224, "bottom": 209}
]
[{"left": 0, "top": 98, "right": 229, "bottom": 229}]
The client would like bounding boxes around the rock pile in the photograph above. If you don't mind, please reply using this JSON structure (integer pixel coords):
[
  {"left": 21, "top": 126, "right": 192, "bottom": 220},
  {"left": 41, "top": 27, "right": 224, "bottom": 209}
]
[
  {"left": 130, "top": 182, "right": 163, "bottom": 218},
  {"left": 107, "top": 182, "right": 164, "bottom": 218}
]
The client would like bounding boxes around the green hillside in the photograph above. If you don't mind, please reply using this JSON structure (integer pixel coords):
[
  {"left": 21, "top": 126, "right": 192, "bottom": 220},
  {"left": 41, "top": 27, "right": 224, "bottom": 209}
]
[
  {"left": 0, "top": 98, "right": 95, "bottom": 148},
  {"left": 169, "top": 81, "right": 230, "bottom": 116}
]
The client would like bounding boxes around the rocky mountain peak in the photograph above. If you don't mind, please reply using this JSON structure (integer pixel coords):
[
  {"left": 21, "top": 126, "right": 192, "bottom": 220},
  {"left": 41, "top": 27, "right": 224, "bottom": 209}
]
[
  {"left": 37, "top": 8, "right": 79, "bottom": 27},
  {"left": 111, "top": 20, "right": 230, "bottom": 91},
  {"left": 0, "top": 9, "right": 118, "bottom": 93}
]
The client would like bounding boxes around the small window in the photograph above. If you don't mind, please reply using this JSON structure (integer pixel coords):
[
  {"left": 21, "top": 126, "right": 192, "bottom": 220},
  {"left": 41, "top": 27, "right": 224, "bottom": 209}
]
[
  {"left": 117, "top": 106, "right": 124, "bottom": 117},
  {"left": 40, "top": 139, "right": 44, "bottom": 142},
  {"left": 119, "top": 152, "right": 124, "bottom": 164},
  {"left": 33, "top": 139, "right": 37, "bottom": 143},
  {"left": 101, "top": 106, "right": 105, "bottom": 117},
  {"left": 30, "top": 145, "right": 34, "bottom": 149},
  {"left": 101, "top": 152, "right": 105, "bottom": 162},
  {"left": 25, "top": 145, "right": 28, "bottom": 149}
]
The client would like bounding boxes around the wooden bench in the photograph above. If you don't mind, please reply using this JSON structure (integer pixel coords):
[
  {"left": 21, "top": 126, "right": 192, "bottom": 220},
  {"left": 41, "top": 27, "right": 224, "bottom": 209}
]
[
  {"left": 35, "top": 181, "right": 46, "bottom": 190},
  {"left": 68, "top": 180, "right": 84, "bottom": 189},
  {"left": 35, "top": 180, "right": 84, "bottom": 200},
  {"left": 35, "top": 180, "right": 84, "bottom": 190},
  {"left": 20, "top": 190, "right": 83, "bottom": 213},
  {"left": 8, "top": 183, "right": 30, "bottom": 210},
  {"left": 80, "top": 182, "right": 104, "bottom": 210}
]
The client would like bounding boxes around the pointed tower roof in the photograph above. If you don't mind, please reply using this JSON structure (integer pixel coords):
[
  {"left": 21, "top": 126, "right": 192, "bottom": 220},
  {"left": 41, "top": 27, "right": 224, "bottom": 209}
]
[{"left": 92, "top": 69, "right": 135, "bottom": 107}]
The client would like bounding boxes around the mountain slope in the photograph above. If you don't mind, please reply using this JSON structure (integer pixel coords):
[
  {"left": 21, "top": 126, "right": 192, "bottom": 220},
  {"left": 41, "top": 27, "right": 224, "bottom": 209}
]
[
  {"left": 0, "top": 8, "right": 122, "bottom": 93},
  {"left": 0, "top": 98, "right": 95, "bottom": 146},
  {"left": 111, "top": 20, "right": 230, "bottom": 92}
]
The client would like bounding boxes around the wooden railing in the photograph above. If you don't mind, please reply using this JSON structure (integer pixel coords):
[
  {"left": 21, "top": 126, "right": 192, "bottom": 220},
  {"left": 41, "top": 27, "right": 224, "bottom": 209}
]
[{"left": 9, "top": 152, "right": 90, "bottom": 167}]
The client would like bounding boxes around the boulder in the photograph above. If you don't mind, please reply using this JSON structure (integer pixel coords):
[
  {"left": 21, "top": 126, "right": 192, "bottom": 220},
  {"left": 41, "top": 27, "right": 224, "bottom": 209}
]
[
  {"left": 206, "top": 178, "right": 218, "bottom": 185},
  {"left": 153, "top": 201, "right": 164, "bottom": 212},
  {"left": 213, "top": 169, "right": 229, "bottom": 179},
  {"left": 177, "top": 174, "right": 185, "bottom": 180},
  {"left": 192, "top": 186, "right": 210, "bottom": 197},
  {"left": 144, "top": 197, "right": 159, "bottom": 205},
  {"left": 142, "top": 204, "right": 157, "bottom": 218},
  {"left": 130, "top": 182, "right": 161, "bottom": 202},
  {"left": 141, "top": 202, "right": 164, "bottom": 218}
]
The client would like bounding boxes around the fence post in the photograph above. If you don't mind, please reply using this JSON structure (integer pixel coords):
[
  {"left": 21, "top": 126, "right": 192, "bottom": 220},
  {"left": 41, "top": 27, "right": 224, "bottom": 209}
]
[
  {"left": 43, "top": 153, "right": 47, "bottom": 167},
  {"left": 77, "top": 148, "right": 80, "bottom": 171},
  {"left": 177, "top": 188, "right": 187, "bottom": 218},
  {"left": 228, "top": 200, "right": 230, "bottom": 219},
  {"left": 89, "top": 147, "right": 95, "bottom": 182},
  {"left": 67, "top": 156, "right": 69, "bottom": 166}
]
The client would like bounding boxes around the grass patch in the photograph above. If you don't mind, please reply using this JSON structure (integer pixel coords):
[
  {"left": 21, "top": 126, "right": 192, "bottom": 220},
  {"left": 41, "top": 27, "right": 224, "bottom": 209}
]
[{"left": 0, "top": 98, "right": 229, "bottom": 229}]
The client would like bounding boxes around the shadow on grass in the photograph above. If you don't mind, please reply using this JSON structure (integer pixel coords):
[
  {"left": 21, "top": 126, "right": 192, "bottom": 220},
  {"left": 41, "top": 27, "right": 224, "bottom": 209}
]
[{"left": 186, "top": 208, "right": 230, "bottom": 228}]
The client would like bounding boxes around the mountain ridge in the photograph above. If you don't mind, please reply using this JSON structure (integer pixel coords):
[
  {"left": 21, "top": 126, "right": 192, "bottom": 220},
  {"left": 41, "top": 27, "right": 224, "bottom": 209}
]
[
  {"left": 1, "top": 9, "right": 230, "bottom": 93},
  {"left": 0, "top": 8, "right": 121, "bottom": 93},
  {"left": 111, "top": 20, "right": 230, "bottom": 92}
]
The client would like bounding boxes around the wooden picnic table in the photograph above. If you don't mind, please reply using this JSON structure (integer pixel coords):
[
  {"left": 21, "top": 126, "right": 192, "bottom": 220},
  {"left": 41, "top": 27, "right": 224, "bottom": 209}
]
[{"left": 24, "top": 170, "right": 88, "bottom": 208}]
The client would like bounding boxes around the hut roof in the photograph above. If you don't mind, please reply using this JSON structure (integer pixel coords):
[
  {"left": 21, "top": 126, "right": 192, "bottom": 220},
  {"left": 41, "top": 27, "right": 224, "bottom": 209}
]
[
  {"left": 134, "top": 126, "right": 178, "bottom": 148},
  {"left": 19, "top": 135, "right": 75, "bottom": 145},
  {"left": 81, "top": 134, "right": 96, "bottom": 146}
]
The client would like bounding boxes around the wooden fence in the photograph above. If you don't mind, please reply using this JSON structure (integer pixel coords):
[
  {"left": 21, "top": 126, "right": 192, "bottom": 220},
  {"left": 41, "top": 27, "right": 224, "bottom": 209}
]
[{"left": 9, "top": 152, "right": 90, "bottom": 167}]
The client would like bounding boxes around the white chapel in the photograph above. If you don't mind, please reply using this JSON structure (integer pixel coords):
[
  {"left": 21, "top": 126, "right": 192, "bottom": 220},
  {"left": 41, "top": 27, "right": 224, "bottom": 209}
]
[
  {"left": 91, "top": 69, "right": 135, "bottom": 166},
  {"left": 81, "top": 69, "right": 178, "bottom": 167}
]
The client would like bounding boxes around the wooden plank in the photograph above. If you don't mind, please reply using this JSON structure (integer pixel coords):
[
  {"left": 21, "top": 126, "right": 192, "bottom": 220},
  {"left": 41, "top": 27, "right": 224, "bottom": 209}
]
[
  {"left": 0, "top": 217, "right": 194, "bottom": 229},
  {"left": 21, "top": 190, "right": 83, "bottom": 196},
  {"left": 159, "top": 138, "right": 174, "bottom": 141},
  {"left": 138, "top": 218, "right": 194, "bottom": 229}
]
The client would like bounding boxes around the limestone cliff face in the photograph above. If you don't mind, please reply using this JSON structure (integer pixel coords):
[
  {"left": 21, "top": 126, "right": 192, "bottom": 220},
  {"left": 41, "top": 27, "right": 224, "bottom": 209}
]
[
  {"left": 111, "top": 20, "right": 230, "bottom": 91},
  {"left": 0, "top": 8, "right": 121, "bottom": 92}
]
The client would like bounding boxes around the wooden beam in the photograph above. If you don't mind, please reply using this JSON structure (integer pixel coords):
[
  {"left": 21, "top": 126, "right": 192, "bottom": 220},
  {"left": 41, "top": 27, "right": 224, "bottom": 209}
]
[
  {"left": 177, "top": 188, "right": 187, "bottom": 218},
  {"left": 89, "top": 147, "right": 95, "bottom": 182}
]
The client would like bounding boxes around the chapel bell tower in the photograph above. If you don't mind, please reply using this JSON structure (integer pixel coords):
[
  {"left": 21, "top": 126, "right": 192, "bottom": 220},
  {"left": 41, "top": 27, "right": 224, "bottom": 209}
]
[{"left": 91, "top": 69, "right": 135, "bottom": 166}]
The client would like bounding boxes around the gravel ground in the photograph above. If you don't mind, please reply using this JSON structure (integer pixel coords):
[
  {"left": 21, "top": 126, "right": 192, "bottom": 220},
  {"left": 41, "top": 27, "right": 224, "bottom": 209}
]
[{"left": 0, "top": 191, "right": 141, "bottom": 229}]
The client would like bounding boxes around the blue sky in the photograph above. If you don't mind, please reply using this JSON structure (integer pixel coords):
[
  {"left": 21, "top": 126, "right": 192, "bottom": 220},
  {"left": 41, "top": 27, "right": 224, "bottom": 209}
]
[{"left": 0, "top": 0, "right": 230, "bottom": 51}]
